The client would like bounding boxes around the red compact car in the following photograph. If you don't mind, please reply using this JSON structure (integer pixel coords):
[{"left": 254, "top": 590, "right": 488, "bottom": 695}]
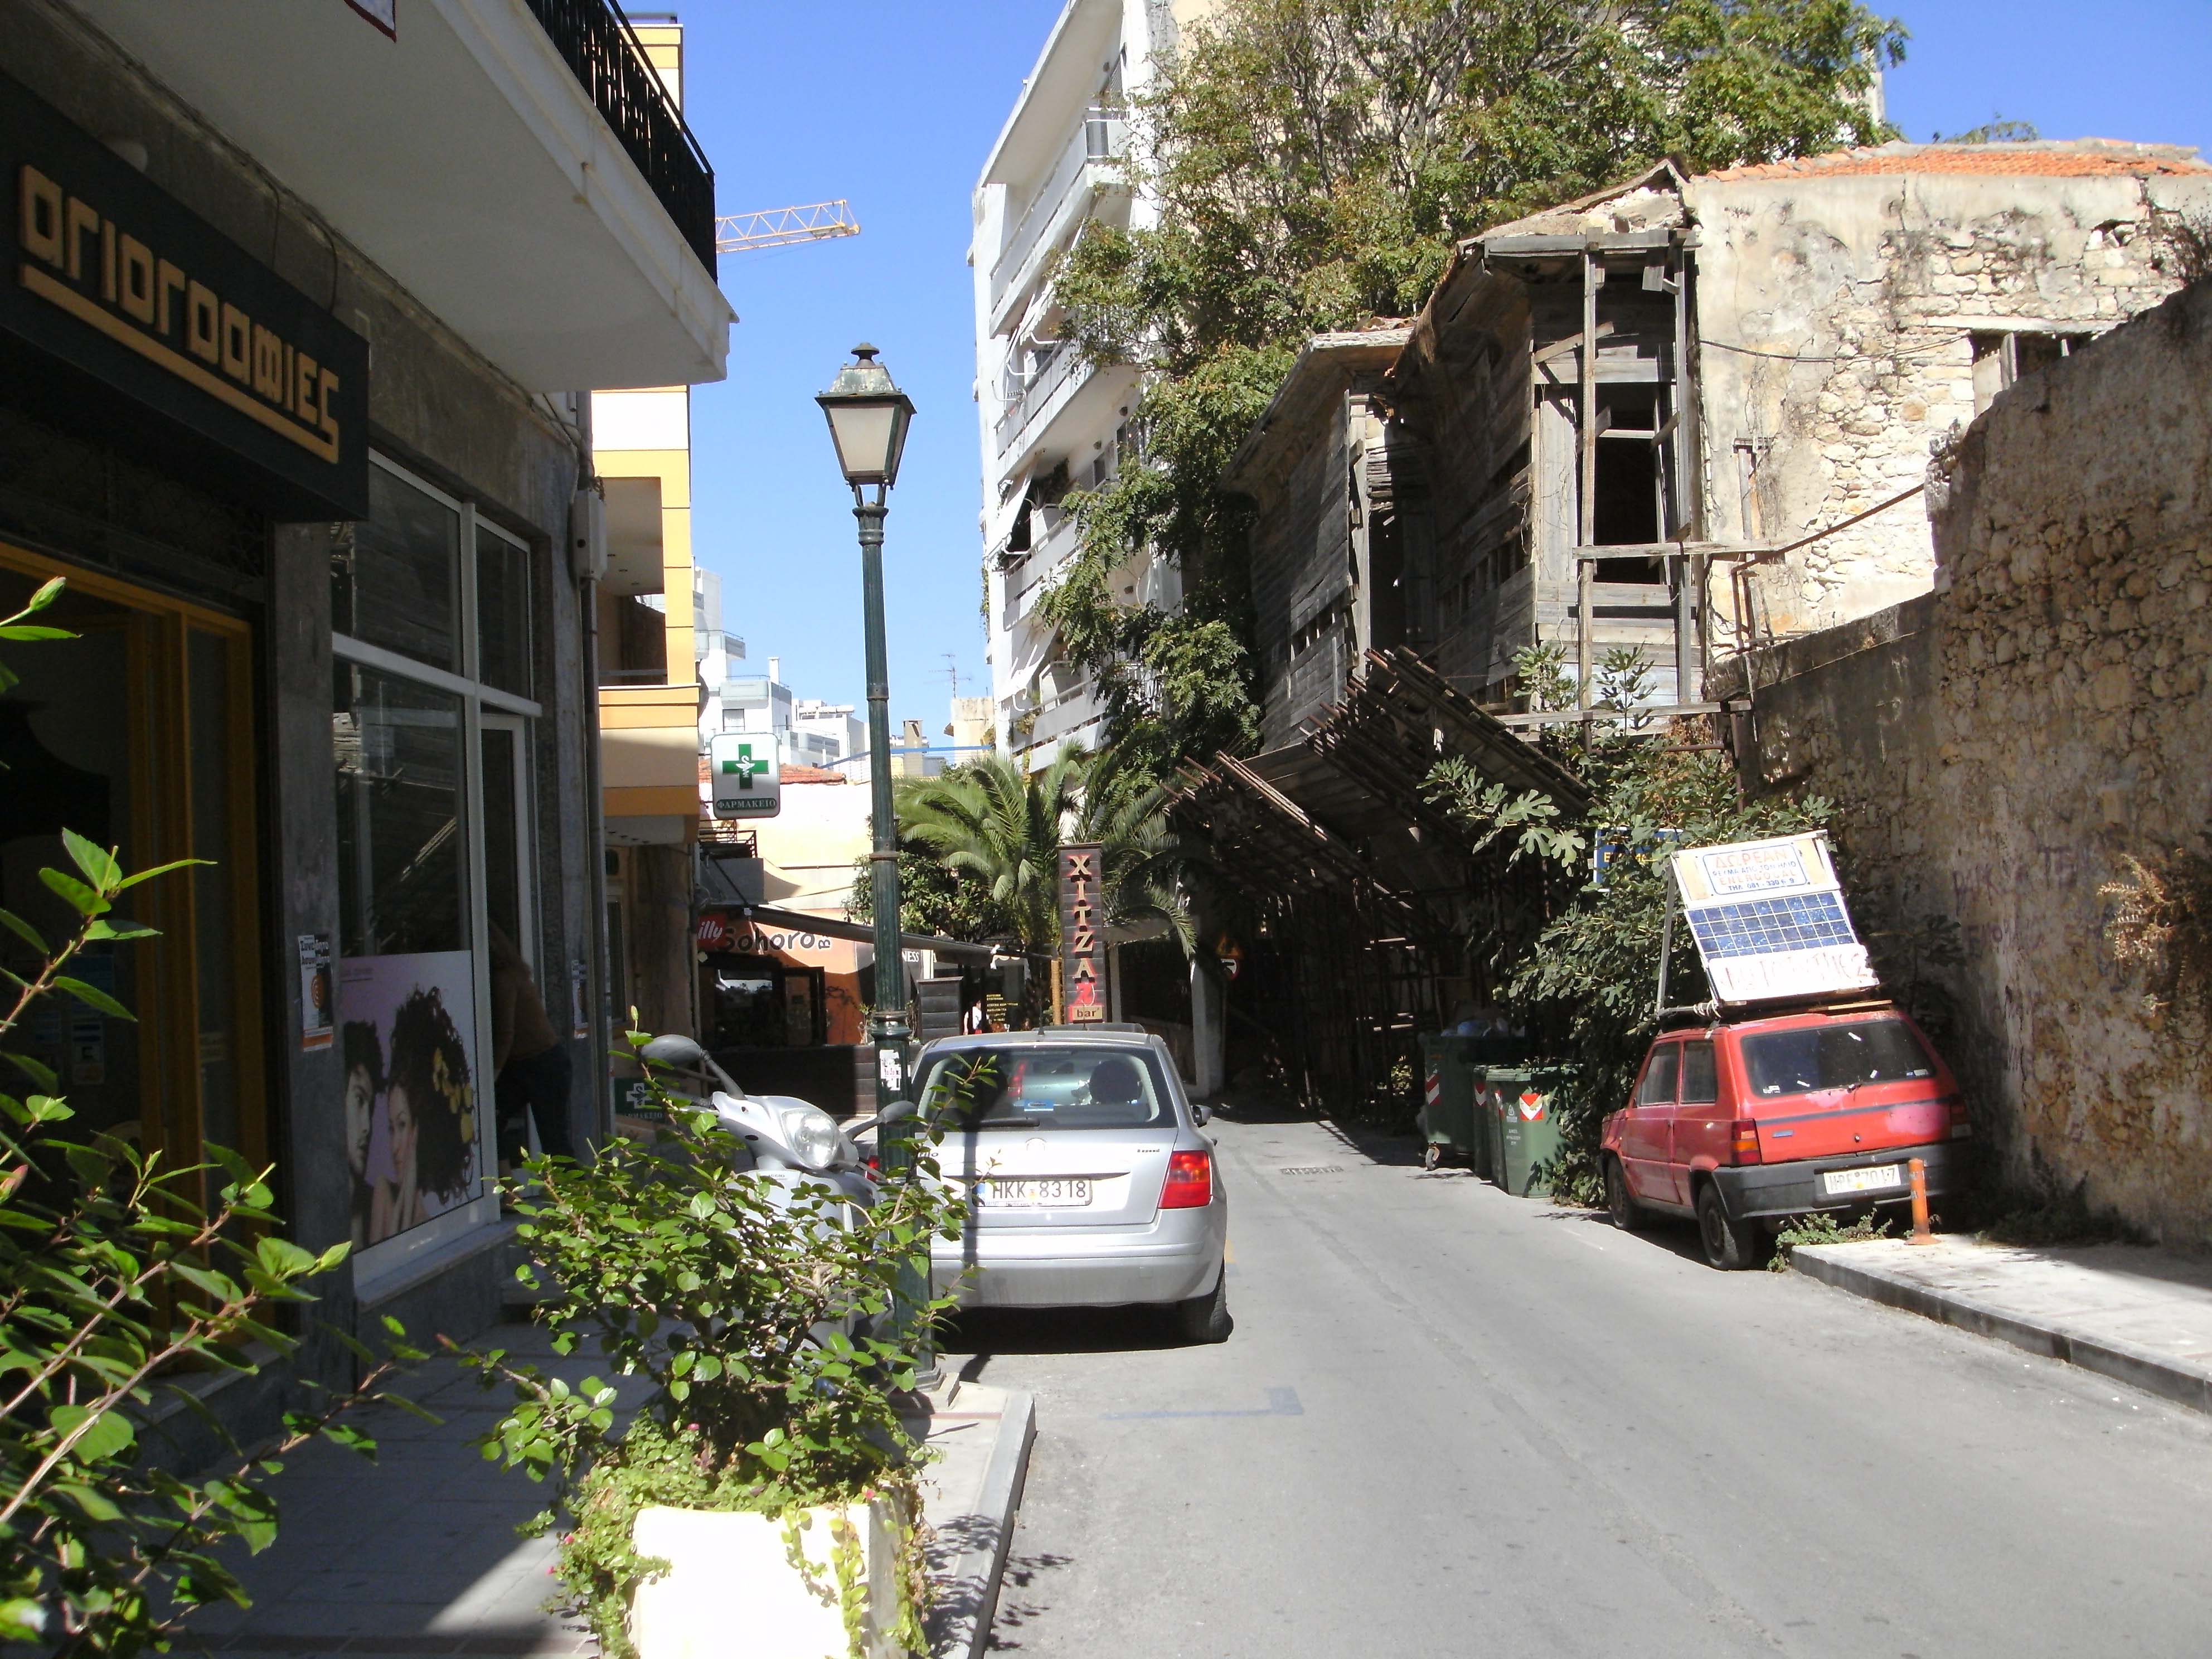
[{"left": 1599, "top": 1001, "right": 1970, "bottom": 1269}]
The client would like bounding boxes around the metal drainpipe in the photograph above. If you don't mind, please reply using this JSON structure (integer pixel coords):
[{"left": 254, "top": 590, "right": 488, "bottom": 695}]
[{"left": 576, "top": 390, "right": 613, "bottom": 1146}]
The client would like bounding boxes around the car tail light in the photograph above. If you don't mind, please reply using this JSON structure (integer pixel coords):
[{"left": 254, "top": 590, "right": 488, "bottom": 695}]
[
  {"left": 1729, "top": 1120, "right": 1762, "bottom": 1165},
  {"left": 1161, "top": 1149, "right": 1213, "bottom": 1209},
  {"left": 1944, "top": 1094, "right": 1972, "bottom": 1140}
]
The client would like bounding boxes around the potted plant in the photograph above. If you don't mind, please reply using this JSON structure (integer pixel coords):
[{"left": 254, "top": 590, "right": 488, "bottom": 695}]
[{"left": 460, "top": 1031, "right": 966, "bottom": 1659}]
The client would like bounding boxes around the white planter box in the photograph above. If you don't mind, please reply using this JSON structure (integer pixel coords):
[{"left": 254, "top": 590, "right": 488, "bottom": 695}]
[{"left": 629, "top": 1500, "right": 906, "bottom": 1659}]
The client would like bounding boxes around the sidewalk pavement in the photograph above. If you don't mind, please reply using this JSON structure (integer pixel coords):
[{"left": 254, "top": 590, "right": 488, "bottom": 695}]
[
  {"left": 181, "top": 1323, "right": 1034, "bottom": 1658},
  {"left": 1791, "top": 1235, "right": 2212, "bottom": 1414}
]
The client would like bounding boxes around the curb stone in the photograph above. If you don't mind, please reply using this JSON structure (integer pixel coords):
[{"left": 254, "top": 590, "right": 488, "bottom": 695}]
[
  {"left": 1789, "top": 1246, "right": 2212, "bottom": 1417},
  {"left": 929, "top": 1389, "right": 1036, "bottom": 1659}
]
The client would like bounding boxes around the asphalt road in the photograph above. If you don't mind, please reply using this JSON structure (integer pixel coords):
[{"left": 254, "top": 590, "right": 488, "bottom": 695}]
[{"left": 939, "top": 1112, "right": 2212, "bottom": 1658}]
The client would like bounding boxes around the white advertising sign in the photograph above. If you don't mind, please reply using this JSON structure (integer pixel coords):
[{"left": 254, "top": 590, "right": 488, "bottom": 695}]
[
  {"left": 709, "top": 733, "right": 781, "bottom": 819},
  {"left": 1670, "top": 832, "right": 1878, "bottom": 1005}
]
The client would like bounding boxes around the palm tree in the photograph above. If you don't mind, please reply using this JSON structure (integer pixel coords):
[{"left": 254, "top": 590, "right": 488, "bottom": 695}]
[{"left": 892, "top": 744, "right": 1199, "bottom": 953}]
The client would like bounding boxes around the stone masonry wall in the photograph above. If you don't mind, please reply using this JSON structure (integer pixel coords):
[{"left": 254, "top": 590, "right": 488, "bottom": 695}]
[
  {"left": 1726, "top": 282, "right": 2212, "bottom": 1243},
  {"left": 1689, "top": 161, "right": 2212, "bottom": 641}
]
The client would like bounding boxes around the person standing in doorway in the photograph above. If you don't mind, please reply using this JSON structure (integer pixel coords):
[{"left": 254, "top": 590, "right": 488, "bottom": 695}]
[{"left": 490, "top": 925, "right": 575, "bottom": 1171}]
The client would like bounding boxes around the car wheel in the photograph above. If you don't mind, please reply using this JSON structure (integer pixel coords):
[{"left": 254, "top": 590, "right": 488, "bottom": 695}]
[
  {"left": 1696, "top": 1183, "right": 1763, "bottom": 1271},
  {"left": 1605, "top": 1157, "right": 1645, "bottom": 1231},
  {"left": 1172, "top": 1266, "right": 1233, "bottom": 1344}
]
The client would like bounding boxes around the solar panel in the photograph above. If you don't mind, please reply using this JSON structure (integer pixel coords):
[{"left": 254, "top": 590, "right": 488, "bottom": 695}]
[
  {"left": 1670, "top": 834, "right": 1878, "bottom": 1005},
  {"left": 1685, "top": 891, "right": 1858, "bottom": 959}
]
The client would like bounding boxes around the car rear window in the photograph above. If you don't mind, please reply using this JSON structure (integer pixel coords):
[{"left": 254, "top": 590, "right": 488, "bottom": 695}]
[
  {"left": 1739, "top": 1018, "right": 1935, "bottom": 1098},
  {"left": 917, "top": 1045, "right": 1178, "bottom": 1132}
]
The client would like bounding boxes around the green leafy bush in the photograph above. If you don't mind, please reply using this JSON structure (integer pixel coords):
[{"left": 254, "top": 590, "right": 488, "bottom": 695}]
[
  {"left": 0, "top": 581, "right": 410, "bottom": 1657},
  {"left": 1423, "top": 648, "right": 1832, "bottom": 1202},
  {"left": 460, "top": 1037, "right": 969, "bottom": 1658}
]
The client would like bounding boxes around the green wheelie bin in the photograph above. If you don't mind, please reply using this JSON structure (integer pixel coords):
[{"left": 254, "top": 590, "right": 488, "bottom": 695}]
[
  {"left": 1485, "top": 1067, "right": 1560, "bottom": 1197},
  {"left": 1416, "top": 1035, "right": 1482, "bottom": 1172}
]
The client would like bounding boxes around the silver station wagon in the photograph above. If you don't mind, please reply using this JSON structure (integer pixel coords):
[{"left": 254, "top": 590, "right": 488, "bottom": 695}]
[{"left": 913, "top": 1028, "right": 1230, "bottom": 1343}]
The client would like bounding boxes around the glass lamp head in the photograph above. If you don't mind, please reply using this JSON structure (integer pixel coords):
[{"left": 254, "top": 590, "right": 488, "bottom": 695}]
[{"left": 816, "top": 343, "right": 915, "bottom": 490}]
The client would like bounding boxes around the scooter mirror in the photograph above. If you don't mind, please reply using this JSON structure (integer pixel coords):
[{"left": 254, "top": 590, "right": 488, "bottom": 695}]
[{"left": 639, "top": 1034, "right": 706, "bottom": 1070}]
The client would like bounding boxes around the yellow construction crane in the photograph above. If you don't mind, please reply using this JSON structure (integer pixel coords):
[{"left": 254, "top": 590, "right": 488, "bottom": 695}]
[{"left": 715, "top": 200, "right": 861, "bottom": 255}]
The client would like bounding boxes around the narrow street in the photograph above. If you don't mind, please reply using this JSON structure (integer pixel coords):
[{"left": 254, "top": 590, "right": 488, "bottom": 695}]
[{"left": 947, "top": 1114, "right": 2212, "bottom": 1658}]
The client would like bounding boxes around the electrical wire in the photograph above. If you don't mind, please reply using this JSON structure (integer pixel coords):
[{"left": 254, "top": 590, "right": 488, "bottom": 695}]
[{"left": 1701, "top": 333, "right": 1976, "bottom": 365}]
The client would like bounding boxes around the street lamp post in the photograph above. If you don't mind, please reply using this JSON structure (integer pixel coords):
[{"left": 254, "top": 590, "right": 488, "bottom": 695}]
[{"left": 816, "top": 343, "right": 937, "bottom": 1388}]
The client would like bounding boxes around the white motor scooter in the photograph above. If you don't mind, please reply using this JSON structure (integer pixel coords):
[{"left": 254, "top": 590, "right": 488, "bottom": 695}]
[{"left": 634, "top": 1033, "right": 876, "bottom": 1206}]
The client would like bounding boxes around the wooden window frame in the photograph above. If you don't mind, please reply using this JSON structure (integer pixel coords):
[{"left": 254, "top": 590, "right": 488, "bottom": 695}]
[{"left": 0, "top": 539, "right": 264, "bottom": 1181}]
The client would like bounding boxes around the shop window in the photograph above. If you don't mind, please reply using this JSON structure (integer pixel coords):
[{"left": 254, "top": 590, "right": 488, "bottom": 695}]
[
  {"left": 0, "top": 552, "right": 262, "bottom": 1191},
  {"left": 476, "top": 522, "right": 535, "bottom": 698},
  {"left": 333, "top": 455, "right": 546, "bottom": 1270},
  {"left": 333, "top": 465, "right": 461, "bottom": 672},
  {"left": 705, "top": 953, "right": 826, "bottom": 1049}
]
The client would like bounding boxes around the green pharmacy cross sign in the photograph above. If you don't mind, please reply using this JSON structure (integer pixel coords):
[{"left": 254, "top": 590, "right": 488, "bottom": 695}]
[{"left": 708, "top": 733, "right": 781, "bottom": 820}]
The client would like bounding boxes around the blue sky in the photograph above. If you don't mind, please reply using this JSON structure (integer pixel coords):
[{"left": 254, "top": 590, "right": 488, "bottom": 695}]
[{"left": 675, "top": 0, "right": 2212, "bottom": 729}]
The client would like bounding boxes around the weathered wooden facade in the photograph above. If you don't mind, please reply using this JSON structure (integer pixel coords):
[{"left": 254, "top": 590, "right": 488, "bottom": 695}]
[
  {"left": 1402, "top": 164, "right": 1700, "bottom": 705},
  {"left": 1223, "top": 328, "right": 1411, "bottom": 748},
  {"left": 1185, "top": 143, "right": 2212, "bottom": 1108}
]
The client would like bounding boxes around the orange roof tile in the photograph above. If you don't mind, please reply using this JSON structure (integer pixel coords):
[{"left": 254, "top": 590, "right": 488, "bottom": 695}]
[{"left": 1702, "top": 142, "right": 2211, "bottom": 182}]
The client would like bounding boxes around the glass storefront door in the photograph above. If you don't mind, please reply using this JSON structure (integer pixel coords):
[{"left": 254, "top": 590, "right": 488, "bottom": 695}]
[{"left": 0, "top": 550, "right": 261, "bottom": 1185}]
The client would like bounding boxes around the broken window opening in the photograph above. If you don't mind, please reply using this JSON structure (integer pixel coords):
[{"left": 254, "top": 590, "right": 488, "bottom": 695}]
[
  {"left": 1591, "top": 385, "right": 1664, "bottom": 580},
  {"left": 1971, "top": 330, "right": 2078, "bottom": 413}
]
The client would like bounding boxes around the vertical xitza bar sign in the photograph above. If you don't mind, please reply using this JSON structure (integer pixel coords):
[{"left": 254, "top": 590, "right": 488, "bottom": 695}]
[{"left": 1058, "top": 842, "right": 1107, "bottom": 1023}]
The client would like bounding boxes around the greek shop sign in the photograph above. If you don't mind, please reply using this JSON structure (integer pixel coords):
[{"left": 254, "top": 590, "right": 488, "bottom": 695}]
[{"left": 1, "top": 71, "right": 370, "bottom": 518}]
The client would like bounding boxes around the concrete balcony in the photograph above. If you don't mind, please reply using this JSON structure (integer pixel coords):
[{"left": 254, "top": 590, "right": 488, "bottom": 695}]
[
  {"left": 993, "top": 347, "right": 1135, "bottom": 473},
  {"left": 1000, "top": 511, "right": 1081, "bottom": 629},
  {"left": 1020, "top": 680, "right": 1107, "bottom": 759},
  {"left": 71, "top": 0, "right": 731, "bottom": 390},
  {"left": 600, "top": 682, "right": 702, "bottom": 840},
  {"left": 986, "top": 106, "right": 1128, "bottom": 332}
]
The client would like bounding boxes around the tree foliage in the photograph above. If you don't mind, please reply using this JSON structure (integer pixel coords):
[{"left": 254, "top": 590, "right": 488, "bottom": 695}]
[
  {"left": 862, "top": 747, "right": 1205, "bottom": 955},
  {"left": 1042, "top": 0, "right": 1905, "bottom": 768}
]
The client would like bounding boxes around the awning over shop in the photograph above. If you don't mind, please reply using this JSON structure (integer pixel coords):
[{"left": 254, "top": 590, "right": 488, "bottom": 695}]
[{"left": 704, "top": 902, "right": 997, "bottom": 964}]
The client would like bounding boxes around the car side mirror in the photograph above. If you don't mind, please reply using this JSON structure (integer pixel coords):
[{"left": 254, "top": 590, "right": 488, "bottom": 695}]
[{"left": 1192, "top": 1102, "right": 1211, "bottom": 1126}]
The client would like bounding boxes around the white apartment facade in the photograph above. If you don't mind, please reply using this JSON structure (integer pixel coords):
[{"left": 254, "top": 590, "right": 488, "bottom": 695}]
[{"left": 972, "top": 0, "right": 1211, "bottom": 767}]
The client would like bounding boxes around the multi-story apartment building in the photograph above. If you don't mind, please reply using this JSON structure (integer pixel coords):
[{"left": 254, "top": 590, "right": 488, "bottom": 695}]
[
  {"left": 792, "top": 697, "right": 863, "bottom": 767},
  {"left": 971, "top": 0, "right": 1210, "bottom": 766}
]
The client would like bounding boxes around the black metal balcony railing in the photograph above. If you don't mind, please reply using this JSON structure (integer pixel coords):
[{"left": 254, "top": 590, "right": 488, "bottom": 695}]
[{"left": 523, "top": 0, "right": 718, "bottom": 276}]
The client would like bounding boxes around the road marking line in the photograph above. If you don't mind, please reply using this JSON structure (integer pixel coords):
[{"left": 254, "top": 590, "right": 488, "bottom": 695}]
[{"left": 1104, "top": 1387, "right": 1303, "bottom": 1421}]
